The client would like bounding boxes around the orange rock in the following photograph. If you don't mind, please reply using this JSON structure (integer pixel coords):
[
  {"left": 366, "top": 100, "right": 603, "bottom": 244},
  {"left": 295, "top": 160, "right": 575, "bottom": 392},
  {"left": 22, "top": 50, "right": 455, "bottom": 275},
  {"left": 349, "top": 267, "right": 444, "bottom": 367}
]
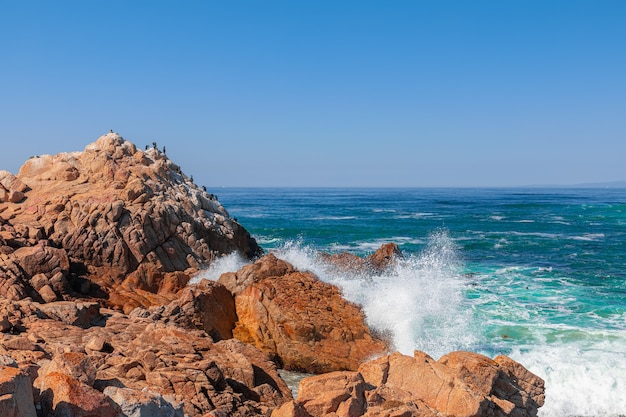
[
  {"left": 297, "top": 371, "right": 367, "bottom": 416},
  {"left": 37, "top": 372, "right": 121, "bottom": 417},
  {"left": 220, "top": 254, "right": 388, "bottom": 373}
]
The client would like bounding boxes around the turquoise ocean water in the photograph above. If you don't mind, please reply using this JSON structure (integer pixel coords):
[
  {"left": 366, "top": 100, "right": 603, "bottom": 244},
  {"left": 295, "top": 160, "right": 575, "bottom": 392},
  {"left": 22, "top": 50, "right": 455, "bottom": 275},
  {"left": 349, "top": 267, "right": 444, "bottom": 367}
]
[{"left": 200, "top": 188, "right": 626, "bottom": 417}]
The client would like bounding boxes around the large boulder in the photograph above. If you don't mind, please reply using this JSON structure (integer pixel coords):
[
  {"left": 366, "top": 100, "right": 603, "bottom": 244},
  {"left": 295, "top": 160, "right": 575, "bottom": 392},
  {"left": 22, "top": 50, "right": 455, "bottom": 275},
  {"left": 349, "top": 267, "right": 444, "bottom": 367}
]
[
  {"left": 0, "top": 132, "right": 262, "bottom": 308},
  {"left": 219, "top": 254, "right": 388, "bottom": 373}
]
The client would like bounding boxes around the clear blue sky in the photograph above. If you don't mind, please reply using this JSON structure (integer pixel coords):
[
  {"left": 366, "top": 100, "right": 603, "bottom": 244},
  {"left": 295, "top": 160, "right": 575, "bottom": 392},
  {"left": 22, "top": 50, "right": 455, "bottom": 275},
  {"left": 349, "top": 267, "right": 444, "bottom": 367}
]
[{"left": 2, "top": 1, "right": 625, "bottom": 187}]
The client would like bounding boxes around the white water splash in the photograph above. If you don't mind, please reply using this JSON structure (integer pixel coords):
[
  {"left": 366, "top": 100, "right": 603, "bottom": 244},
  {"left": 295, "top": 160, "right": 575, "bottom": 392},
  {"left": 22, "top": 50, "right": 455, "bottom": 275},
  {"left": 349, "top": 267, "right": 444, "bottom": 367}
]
[
  {"left": 190, "top": 252, "right": 249, "bottom": 283},
  {"left": 274, "top": 230, "right": 476, "bottom": 358}
]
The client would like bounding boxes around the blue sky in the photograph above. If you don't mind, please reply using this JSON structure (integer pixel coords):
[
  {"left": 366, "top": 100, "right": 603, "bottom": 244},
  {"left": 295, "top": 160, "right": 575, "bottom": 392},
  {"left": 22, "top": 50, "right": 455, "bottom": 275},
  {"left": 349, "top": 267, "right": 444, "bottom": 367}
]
[{"left": 1, "top": 1, "right": 625, "bottom": 187}]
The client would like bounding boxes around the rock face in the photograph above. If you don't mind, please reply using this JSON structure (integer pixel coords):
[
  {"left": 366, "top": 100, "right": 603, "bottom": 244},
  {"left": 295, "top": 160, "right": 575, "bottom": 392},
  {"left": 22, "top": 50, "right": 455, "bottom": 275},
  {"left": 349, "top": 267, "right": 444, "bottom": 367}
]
[
  {"left": 0, "top": 132, "right": 261, "bottom": 307},
  {"left": 219, "top": 254, "right": 388, "bottom": 374},
  {"left": 273, "top": 350, "right": 545, "bottom": 417}
]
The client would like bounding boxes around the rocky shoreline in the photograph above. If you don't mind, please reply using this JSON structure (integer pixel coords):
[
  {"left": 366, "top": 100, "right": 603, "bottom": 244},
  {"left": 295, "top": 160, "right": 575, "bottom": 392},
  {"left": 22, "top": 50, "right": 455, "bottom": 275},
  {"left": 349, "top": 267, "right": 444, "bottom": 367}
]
[{"left": 0, "top": 133, "right": 544, "bottom": 416}]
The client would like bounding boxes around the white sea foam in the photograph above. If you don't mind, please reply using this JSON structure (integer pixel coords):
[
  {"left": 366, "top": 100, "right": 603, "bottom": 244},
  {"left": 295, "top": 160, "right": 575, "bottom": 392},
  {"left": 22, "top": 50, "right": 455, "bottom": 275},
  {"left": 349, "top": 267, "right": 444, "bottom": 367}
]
[
  {"left": 493, "top": 238, "right": 509, "bottom": 249},
  {"left": 190, "top": 252, "right": 249, "bottom": 283},
  {"left": 513, "top": 340, "right": 626, "bottom": 417},
  {"left": 394, "top": 212, "right": 439, "bottom": 219},
  {"left": 309, "top": 215, "right": 357, "bottom": 221},
  {"left": 255, "top": 236, "right": 283, "bottom": 245},
  {"left": 571, "top": 233, "right": 605, "bottom": 241}
]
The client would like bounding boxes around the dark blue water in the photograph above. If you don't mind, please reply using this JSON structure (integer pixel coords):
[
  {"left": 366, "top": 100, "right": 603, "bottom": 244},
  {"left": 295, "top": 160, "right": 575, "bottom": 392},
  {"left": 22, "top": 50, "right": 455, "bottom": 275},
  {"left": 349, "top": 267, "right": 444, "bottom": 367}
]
[{"left": 206, "top": 188, "right": 626, "bottom": 416}]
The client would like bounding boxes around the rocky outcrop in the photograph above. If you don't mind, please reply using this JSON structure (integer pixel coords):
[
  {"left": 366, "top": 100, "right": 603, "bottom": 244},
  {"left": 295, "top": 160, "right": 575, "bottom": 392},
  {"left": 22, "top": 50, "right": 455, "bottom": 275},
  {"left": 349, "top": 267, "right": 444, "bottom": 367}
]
[
  {"left": 0, "top": 132, "right": 262, "bottom": 308},
  {"left": 0, "top": 292, "right": 291, "bottom": 417},
  {"left": 219, "top": 254, "right": 388, "bottom": 374},
  {"left": 273, "top": 350, "right": 545, "bottom": 417}
]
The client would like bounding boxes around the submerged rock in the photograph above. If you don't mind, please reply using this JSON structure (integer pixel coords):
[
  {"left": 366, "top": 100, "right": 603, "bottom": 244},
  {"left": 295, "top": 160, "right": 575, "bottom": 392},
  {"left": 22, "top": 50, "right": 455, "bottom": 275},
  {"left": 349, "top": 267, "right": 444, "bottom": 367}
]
[{"left": 318, "top": 242, "right": 403, "bottom": 274}]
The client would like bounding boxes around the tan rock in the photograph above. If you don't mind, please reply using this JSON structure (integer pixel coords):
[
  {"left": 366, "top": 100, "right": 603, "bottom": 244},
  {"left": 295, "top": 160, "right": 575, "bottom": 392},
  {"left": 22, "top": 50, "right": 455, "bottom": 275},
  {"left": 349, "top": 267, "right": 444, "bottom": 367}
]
[
  {"left": 37, "top": 284, "right": 57, "bottom": 303},
  {"left": 0, "top": 170, "right": 29, "bottom": 193},
  {"left": 39, "top": 301, "right": 101, "bottom": 328},
  {"left": 2, "top": 336, "right": 38, "bottom": 352},
  {"left": 85, "top": 335, "right": 107, "bottom": 352},
  {"left": 271, "top": 401, "right": 310, "bottom": 417}
]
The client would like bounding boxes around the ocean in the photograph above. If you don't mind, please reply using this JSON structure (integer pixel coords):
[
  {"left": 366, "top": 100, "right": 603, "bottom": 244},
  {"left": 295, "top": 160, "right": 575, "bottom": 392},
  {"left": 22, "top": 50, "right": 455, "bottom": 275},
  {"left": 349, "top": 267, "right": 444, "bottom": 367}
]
[{"left": 200, "top": 188, "right": 626, "bottom": 417}]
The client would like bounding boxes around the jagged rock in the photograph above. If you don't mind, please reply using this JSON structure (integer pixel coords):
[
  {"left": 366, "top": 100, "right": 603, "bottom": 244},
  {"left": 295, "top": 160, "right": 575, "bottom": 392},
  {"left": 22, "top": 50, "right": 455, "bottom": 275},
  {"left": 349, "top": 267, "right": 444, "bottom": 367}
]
[
  {"left": 0, "top": 365, "right": 37, "bottom": 417},
  {"left": 0, "top": 295, "right": 291, "bottom": 417},
  {"left": 38, "top": 352, "right": 98, "bottom": 386},
  {"left": 85, "top": 335, "right": 107, "bottom": 352},
  {"left": 318, "top": 243, "right": 403, "bottom": 274},
  {"left": 360, "top": 351, "right": 544, "bottom": 417},
  {"left": 219, "top": 254, "right": 388, "bottom": 373},
  {"left": 129, "top": 279, "right": 237, "bottom": 341},
  {"left": 0, "top": 132, "right": 262, "bottom": 309},
  {"left": 297, "top": 371, "right": 367, "bottom": 416},
  {"left": 0, "top": 171, "right": 28, "bottom": 206},
  {"left": 39, "top": 301, "right": 101, "bottom": 328},
  {"left": 366, "top": 243, "right": 403, "bottom": 271}
]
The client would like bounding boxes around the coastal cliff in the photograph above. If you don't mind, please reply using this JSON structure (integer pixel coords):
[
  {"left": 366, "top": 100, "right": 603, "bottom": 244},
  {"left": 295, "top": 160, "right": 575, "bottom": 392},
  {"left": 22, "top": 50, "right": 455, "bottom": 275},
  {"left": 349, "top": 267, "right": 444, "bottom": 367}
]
[{"left": 0, "top": 133, "right": 544, "bottom": 417}]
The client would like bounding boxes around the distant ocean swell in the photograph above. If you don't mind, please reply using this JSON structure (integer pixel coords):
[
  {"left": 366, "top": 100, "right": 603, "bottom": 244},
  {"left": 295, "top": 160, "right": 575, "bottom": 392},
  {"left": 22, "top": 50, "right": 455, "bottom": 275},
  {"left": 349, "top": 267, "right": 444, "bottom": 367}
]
[{"left": 199, "top": 188, "right": 626, "bottom": 417}]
